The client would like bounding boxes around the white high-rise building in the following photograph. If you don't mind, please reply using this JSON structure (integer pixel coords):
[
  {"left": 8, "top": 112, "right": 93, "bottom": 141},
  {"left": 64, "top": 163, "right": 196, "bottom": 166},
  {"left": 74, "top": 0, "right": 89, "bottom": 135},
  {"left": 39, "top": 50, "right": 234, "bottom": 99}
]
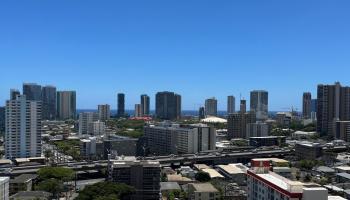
[
  {"left": 144, "top": 123, "right": 216, "bottom": 155},
  {"left": 79, "top": 112, "right": 99, "bottom": 135},
  {"left": 5, "top": 95, "right": 42, "bottom": 159},
  {"left": 98, "top": 104, "right": 110, "bottom": 122},
  {"left": 91, "top": 121, "right": 106, "bottom": 136}
]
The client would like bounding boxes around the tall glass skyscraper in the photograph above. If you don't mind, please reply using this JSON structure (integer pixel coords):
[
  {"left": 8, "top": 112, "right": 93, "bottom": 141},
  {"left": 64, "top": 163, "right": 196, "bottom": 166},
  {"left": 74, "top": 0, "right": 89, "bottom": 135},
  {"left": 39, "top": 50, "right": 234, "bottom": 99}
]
[
  {"left": 155, "top": 91, "right": 181, "bottom": 120},
  {"left": 117, "top": 93, "right": 125, "bottom": 117},
  {"left": 227, "top": 95, "right": 236, "bottom": 114},
  {"left": 42, "top": 85, "right": 57, "bottom": 120},
  {"left": 57, "top": 91, "right": 76, "bottom": 120},
  {"left": 140, "top": 94, "right": 150, "bottom": 116},
  {"left": 250, "top": 90, "right": 268, "bottom": 121},
  {"left": 205, "top": 97, "right": 217, "bottom": 116},
  {"left": 23, "top": 83, "right": 42, "bottom": 101}
]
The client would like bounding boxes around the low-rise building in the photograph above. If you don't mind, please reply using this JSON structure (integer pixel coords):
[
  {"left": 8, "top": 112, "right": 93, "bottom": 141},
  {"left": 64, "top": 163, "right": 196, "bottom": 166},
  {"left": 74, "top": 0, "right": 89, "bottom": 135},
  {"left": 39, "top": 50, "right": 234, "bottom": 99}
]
[
  {"left": 107, "top": 157, "right": 161, "bottom": 200},
  {"left": 292, "top": 131, "right": 317, "bottom": 140},
  {"left": 160, "top": 182, "right": 181, "bottom": 197},
  {"left": 247, "top": 159, "right": 328, "bottom": 200},
  {"left": 295, "top": 142, "right": 323, "bottom": 159},
  {"left": 166, "top": 174, "right": 193, "bottom": 185},
  {"left": 336, "top": 153, "right": 350, "bottom": 164},
  {"left": 187, "top": 183, "right": 220, "bottom": 200},
  {"left": 80, "top": 137, "right": 104, "bottom": 159},
  {"left": 249, "top": 136, "right": 286, "bottom": 147},
  {"left": 315, "top": 166, "right": 336, "bottom": 176},
  {"left": 193, "top": 164, "right": 211, "bottom": 171},
  {"left": 276, "top": 112, "right": 292, "bottom": 127},
  {"left": 0, "top": 177, "right": 9, "bottom": 200},
  {"left": 335, "top": 166, "right": 350, "bottom": 173},
  {"left": 336, "top": 173, "right": 350, "bottom": 183},
  {"left": 272, "top": 167, "right": 292, "bottom": 179},
  {"left": 9, "top": 174, "right": 38, "bottom": 195},
  {"left": 201, "top": 169, "right": 224, "bottom": 180},
  {"left": 10, "top": 191, "right": 52, "bottom": 200},
  {"left": 103, "top": 135, "right": 138, "bottom": 158},
  {"left": 180, "top": 166, "right": 196, "bottom": 178},
  {"left": 328, "top": 196, "right": 347, "bottom": 200},
  {"left": 216, "top": 163, "right": 248, "bottom": 185},
  {"left": 270, "top": 158, "right": 290, "bottom": 167}
]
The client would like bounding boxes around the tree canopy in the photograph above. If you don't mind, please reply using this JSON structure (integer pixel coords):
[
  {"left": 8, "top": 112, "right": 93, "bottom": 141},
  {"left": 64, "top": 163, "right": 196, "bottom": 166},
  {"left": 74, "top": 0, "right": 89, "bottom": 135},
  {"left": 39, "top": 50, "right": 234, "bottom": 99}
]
[
  {"left": 36, "top": 178, "right": 63, "bottom": 195},
  {"left": 75, "top": 182, "right": 134, "bottom": 200},
  {"left": 195, "top": 171, "right": 211, "bottom": 182},
  {"left": 38, "top": 167, "right": 74, "bottom": 181}
]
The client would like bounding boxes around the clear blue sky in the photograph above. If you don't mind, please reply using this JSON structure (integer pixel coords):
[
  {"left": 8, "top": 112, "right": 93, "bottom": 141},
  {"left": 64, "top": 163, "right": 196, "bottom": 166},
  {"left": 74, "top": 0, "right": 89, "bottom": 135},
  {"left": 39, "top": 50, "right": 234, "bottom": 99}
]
[{"left": 1, "top": 1, "right": 350, "bottom": 111}]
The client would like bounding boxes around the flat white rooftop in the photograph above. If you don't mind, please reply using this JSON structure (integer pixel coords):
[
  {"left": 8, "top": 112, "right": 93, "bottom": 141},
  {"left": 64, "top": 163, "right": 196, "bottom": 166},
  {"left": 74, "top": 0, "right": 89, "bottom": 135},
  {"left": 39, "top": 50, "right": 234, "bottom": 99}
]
[
  {"left": 328, "top": 196, "right": 347, "bottom": 200},
  {"left": 255, "top": 171, "right": 306, "bottom": 193},
  {"left": 202, "top": 169, "right": 224, "bottom": 179}
]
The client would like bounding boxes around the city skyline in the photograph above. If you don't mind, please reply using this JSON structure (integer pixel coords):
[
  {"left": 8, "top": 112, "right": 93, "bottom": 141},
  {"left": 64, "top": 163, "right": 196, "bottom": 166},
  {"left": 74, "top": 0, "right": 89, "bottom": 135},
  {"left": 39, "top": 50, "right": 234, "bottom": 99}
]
[
  {"left": 0, "top": 82, "right": 347, "bottom": 112},
  {"left": 1, "top": 1, "right": 350, "bottom": 110}
]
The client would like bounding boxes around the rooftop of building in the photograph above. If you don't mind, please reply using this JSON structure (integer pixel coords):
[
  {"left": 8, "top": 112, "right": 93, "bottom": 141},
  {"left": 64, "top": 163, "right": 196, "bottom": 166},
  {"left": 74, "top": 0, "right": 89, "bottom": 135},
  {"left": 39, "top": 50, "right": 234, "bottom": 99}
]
[
  {"left": 193, "top": 164, "right": 211, "bottom": 171},
  {"left": 10, "top": 191, "right": 52, "bottom": 200},
  {"left": 293, "top": 131, "right": 317, "bottom": 134},
  {"left": 324, "top": 185, "right": 344, "bottom": 192},
  {"left": 328, "top": 196, "right": 347, "bottom": 200},
  {"left": 0, "top": 159, "right": 12, "bottom": 164},
  {"left": 253, "top": 158, "right": 289, "bottom": 164},
  {"left": 335, "top": 166, "right": 350, "bottom": 171},
  {"left": 111, "top": 159, "right": 160, "bottom": 168},
  {"left": 200, "top": 116, "right": 227, "bottom": 123},
  {"left": 201, "top": 169, "right": 224, "bottom": 179},
  {"left": 336, "top": 173, "right": 350, "bottom": 179},
  {"left": 250, "top": 136, "right": 286, "bottom": 139},
  {"left": 0, "top": 177, "right": 9, "bottom": 184},
  {"left": 15, "top": 157, "right": 45, "bottom": 163},
  {"left": 248, "top": 170, "right": 320, "bottom": 194},
  {"left": 296, "top": 142, "right": 321, "bottom": 147},
  {"left": 10, "top": 174, "right": 38, "bottom": 184},
  {"left": 316, "top": 166, "right": 336, "bottom": 173},
  {"left": 276, "top": 112, "right": 292, "bottom": 117},
  {"left": 217, "top": 163, "right": 248, "bottom": 174},
  {"left": 189, "top": 183, "right": 219, "bottom": 193},
  {"left": 166, "top": 174, "right": 192, "bottom": 182},
  {"left": 273, "top": 167, "right": 292, "bottom": 172},
  {"left": 160, "top": 182, "right": 181, "bottom": 191}
]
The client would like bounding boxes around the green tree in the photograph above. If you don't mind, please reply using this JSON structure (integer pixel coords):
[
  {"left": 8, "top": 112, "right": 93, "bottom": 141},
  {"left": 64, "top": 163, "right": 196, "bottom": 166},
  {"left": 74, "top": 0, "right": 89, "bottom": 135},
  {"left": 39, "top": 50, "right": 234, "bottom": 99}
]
[
  {"left": 38, "top": 167, "right": 74, "bottom": 182},
  {"left": 36, "top": 178, "right": 63, "bottom": 198},
  {"left": 231, "top": 140, "right": 248, "bottom": 147},
  {"left": 195, "top": 171, "right": 211, "bottom": 182},
  {"left": 75, "top": 182, "right": 134, "bottom": 200},
  {"left": 304, "top": 174, "right": 312, "bottom": 182},
  {"left": 298, "top": 160, "right": 322, "bottom": 170}
]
